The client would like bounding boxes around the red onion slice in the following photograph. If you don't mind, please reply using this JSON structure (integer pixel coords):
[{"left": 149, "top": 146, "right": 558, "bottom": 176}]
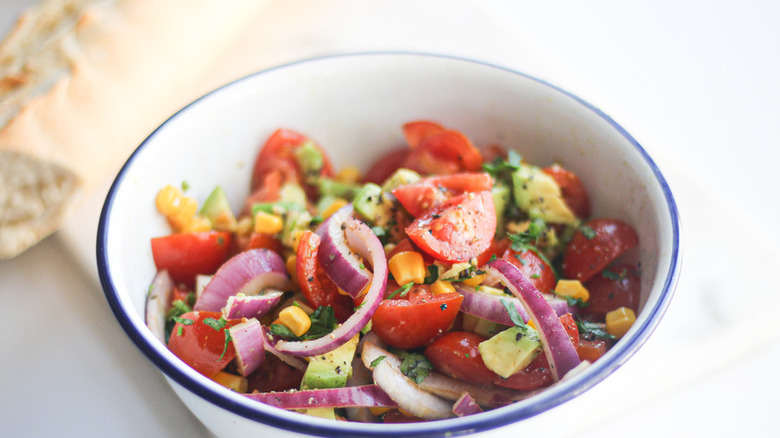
[
  {"left": 452, "top": 393, "right": 483, "bottom": 417},
  {"left": 221, "top": 290, "right": 284, "bottom": 320},
  {"left": 245, "top": 385, "right": 398, "bottom": 410},
  {"left": 145, "top": 270, "right": 174, "bottom": 343},
  {"left": 229, "top": 318, "right": 265, "bottom": 377},
  {"left": 485, "top": 259, "right": 581, "bottom": 381},
  {"left": 373, "top": 358, "right": 455, "bottom": 420},
  {"left": 274, "top": 217, "right": 388, "bottom": 356},
  {"left": 456, "top": 284, "right": 575, "bottom": 325},
  {"left": 194, "top": 249, "right": 289, "bottom": 312},
  {"left": 317, "top": 204, "right": 371, "bottom": 298}
]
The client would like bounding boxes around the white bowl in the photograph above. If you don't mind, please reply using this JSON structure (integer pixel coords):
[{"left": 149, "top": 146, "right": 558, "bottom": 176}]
[{"left": 97, "top": 53, "right": 681, "bottom": 437}]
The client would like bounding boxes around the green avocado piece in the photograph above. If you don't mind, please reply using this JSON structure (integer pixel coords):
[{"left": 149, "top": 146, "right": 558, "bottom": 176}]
[
  {"left": 511, "top": 164, "right": 577, "bottom": 225},
  {"left": 462, "top": 313, "right": 507, "bottom": 338},
  {"left": 478, "top": 325, "right": 541, "bottom": 378},
  {"left": 491, "top": 182, "right": 511, "bottom": 237},
  {"left": 301, "top": 334, "right": 359, "bottom": 390},
  {"left": 294, "top": 141, "right": 325, "bottom": 181},
  {"left": 278, "top": 183, "right": 308, "bottom": 208},
  {"left": 352, "top": 183, "right": 384, "bottom": 222},
  {"left": 317, "top": 178, "right": 362, "bottom": 200},
  {"left": 380, "top": 168, "right": 421, "bottom": 192},
  {"left": 199, "top": 186, "right": 236, "bottom": 231}
]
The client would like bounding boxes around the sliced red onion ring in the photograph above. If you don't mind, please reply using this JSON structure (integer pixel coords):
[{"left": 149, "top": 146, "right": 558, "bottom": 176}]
[
  {"left": 145, "top": 270, "right": 174, "bottom": 343},
  {"left": 246, "top": 385, "right": 398, "bottom": 410},
  {"left": 371, "top": 356, "right": 455, "bottom": 420},
  {"left": 221, "top": 289, "right": 284, "bottom": 320},
  {"left": 317, "top": 204, "right": 371, "bottom": 298},
  {"left": 361, "top": 334, "right": 527, "bottom": 409},
  {"left": 194, "top": 249, "right": 289, "bottom": 312},
  {"left": 485, "top": 259, "right": 581, "bottom": 381},
  {"left": 228, "top": 318, "right": 265, "bottom": 376},
  {"left": 456, "top": 284, "right": 575, "bottom": 325},
  {"left": 452, "top": 393, "right": 483, "bottom": 417},
  {"left": 275, "top": 217, "right": 387, "bottom": 357}
]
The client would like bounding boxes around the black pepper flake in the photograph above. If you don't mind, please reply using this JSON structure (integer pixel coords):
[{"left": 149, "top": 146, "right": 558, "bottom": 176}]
[
  {"left": 308, "top": 276, "right": 315, "bottom": 282},
  {"left": 440, "top": 303, "right": 447, "bottom": 311}
]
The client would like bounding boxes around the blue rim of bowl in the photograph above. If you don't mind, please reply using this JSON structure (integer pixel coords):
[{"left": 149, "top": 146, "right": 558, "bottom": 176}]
[{"left": 97, "top": 51, "right": 681, "bottom": 437}]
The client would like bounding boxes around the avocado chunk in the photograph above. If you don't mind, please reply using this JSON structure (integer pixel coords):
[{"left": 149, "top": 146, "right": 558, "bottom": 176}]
[
  {"left": 352, "top": 183, "right": 385, "bottom": 222},
  {"left": 318, "top": 178, "right": 362, "bottom": 200},
  {"left": 199, "top": 186, "right": 237, "bottom": 231},
  {"left": 294, "top": 141, "right": 325, "bottom": 182},
  {"left": 301, "top": 334, "right": 359, "bottom": 390},
  {"left": 462, "top": 313, "right": 507, "bottom": 338},
  {"left": 478, "top": 325, "right": 541, "bottom": 378},
  {"left": 491, "top": 182, "right": 511, "bottom": 237},
  {"left": 511, "top": 164, "right": 578, "bottom": 225},
  {"left": 278, "top": 183, "right": 308, "bottom": 209},
  {"left": 380, "top": 168, "right": 421, "bottom": 192}
]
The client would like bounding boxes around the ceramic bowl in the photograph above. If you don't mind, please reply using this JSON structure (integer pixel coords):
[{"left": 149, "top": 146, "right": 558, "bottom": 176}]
[{"left": 97, "top": 53, "right": 681, "bottom": 437}]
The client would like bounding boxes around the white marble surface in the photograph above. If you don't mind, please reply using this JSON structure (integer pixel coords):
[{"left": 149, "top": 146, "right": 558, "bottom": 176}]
[{"left": 2, "top": 1, "right": 779, "bottom": 437}]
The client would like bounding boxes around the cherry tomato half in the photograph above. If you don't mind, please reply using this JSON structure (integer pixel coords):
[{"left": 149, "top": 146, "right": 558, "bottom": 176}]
[
  {"left": 582, "top": 263, "right": 641, "bottom": 318},
  {"left": 246, "top": 354, "right": 305, "bottom": 393},
  {"left": 371, "top": 286, "right": 463, "bottom": 350},
  {"left": 362, "top": 147, "right": 410, "bottom": 185},
  {"left": 424, "top": 331, "right": 499, "bottom": 385},
  {"left": 402, "top": 120, "right": 445, "bottom": 148},
  {"left": 562, "top": 218, "right": 639, "bottom": 283},
  {"left": 392, "top": 173, "right": 493, "bottom": 218},
  {"left": 400, "top": 122, "right": 483, "bottom": 175},
  {"left": 406, "top": 191, "right": 496, "bottom": 263},
  {"left": 502, "top": 246, "right": 557, "bottom": 294},
  {"left": 295, "top": 230, "right": 355, "bottom": 323},
  {"left": 167, "top": 311, "right": 240, "bottom": 378},
  {"left": 151, "top": 231, "right": 232, "bottom": 288}
]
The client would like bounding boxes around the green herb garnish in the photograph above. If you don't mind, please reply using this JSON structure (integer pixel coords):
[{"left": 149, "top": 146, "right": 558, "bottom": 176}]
[
  {"left": 399, "top": 353, "right": 433, "bottom": 384},
  {"left": 386, "top": 281, "right": 414, "bottom": 299},
  {"left": 370, "top": 355, "right": 387, "bottom": 368}
]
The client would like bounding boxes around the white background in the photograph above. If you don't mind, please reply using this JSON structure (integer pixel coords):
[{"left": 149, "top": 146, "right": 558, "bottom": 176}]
[{"left": 1, "top": 1, "right": 779, "bottom": 437}]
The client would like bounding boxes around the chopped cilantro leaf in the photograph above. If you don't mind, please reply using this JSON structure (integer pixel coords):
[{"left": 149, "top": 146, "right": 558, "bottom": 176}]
[
  {"left": 370, "top": 355, "right": 387, "bottom": 368},
  {"left": 579, "top": 225, "right": 597, "bottom": 240},
  {"left": 399, "top": 353, "right": 433, "bottom": 384},
  {"left": 387, "top": 282, "right": 414, "bottom": 299}
]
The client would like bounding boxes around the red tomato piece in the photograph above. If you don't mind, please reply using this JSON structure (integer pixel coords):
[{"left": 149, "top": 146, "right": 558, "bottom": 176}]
[
  {"left": 562, "top": 218, "right": 639, "bottom": 283},
  {"left": 476, "top": 238, "right": 510, "bottom": 267},
  {"left": 424, "top": 331, "right": 499, "bottom": 385},
  {"left": 151, "top": 231, "right": 232, "bottom": 288},
  {"left": 250, "top": 128, "right": 335, "bottom": 198},
  {"left": 402, "top": 120, "right": 445, "bottom": 148},
  {"left": 402, "top": 129, "right": 483, "bottom": 175},
  {"left": 582, "top": 263, "right": 641, "bottom": 318},
  {"left": 559, "top": 313, "right": 580, "bottom": 348},
  {"left": 362, "top": 147, "right": 410, "bottom": 185},
  {"left": 295, "top": 230, "right": 354, "bottom": 322},
  {"left": 371, "top": 286, "right": 463, "bottom": 350},
  {"left": 406, "top": 191, "right": 496, "bottom": 263},
  {"left": 577, "top": 339, "right": 607, "bottom": 362},
  {"left": 246, "top": 354, "right": 305, "bottom": 393},
  {"left": 501, "top": 247, "right": 557, "bottom": 294},
  {"left": 167, "top": 311, "right": 240, "bottom": 378},
  {"left": 392, "top": 173, "right": 493, "bottom": 217},
  {"left": 244, "top": 232, "right": 283, "bottom": 253},
  {"left": 542, "top": 164, "right": 591, "bottom": 218},
  {"left": 493, "top": 353, "right": 553, "bottom": 391}
]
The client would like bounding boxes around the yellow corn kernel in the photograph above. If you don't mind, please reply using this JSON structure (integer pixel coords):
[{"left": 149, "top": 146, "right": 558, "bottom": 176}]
[
  {"left": 213, "top": 371, "right": 248, "bottom": 393},
  {"left": 462, "top": 273, "right": 486, "bottom": 287},
  {"left": 430, "top": 279, "right": 456, "bottom": 295},
  {"left": 388, "top": 251, "right": 426, "bottom": 285},
  {"left": 155, "top": 185, "right": 181, "bottom": 215},
  {"left": 278, "top": 306, "right": 312, "bottom": 337},
  {"left": 369, "top": 407, "right": 390, "bottom": 416},
  {"left": 254, "top": 210, "right": 284, "bottom": 234},
  {"left": 526, "top": 319, "right": 536, "bottom": 330},
  {"left": 322, "top": 198, "right": 349, "bottom": 219},
  {"left": 605, "top": 307, "right": 636, "bottom": 339},
  {"left": 336, "top": 166, "right": 362, "bottom": 183},
  {"left": 291, "top": 230, "right": 306, "bottom": 252},
  {"left": 212, "top": 211, "right": 238, "bottom": 232},
  {"left": 286, "top": 255, "right": 297, "bottom": 278},
  {"left": 554, "top": 279, "right": 590, "bottom": 302},
  {"left": 181, "top": 215, "right": 212, "bottom": 233}
]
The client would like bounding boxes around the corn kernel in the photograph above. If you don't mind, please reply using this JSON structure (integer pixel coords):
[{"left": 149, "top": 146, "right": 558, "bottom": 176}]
[
  {"left": 322, "top": 198, "right": 349, "bottom": 219},
  {"left": 212, "top": 371, "right": 248, "bottom": 393},
  {"left": 286, "top": 255, "right": 297, "bottom": 278},
  {"left": 554, "top": 279, "right": 590, "bottom": 302},
  {"left": 369, "top": 407, "right": 390, "bottom": 416},
  {"left": 278, "top": 306, "right": 312, "bottom": 337},
  {"left": 462, "top": 273, "right": 486, "bottom": 287},
  {"left": 182, "top": 215, "right": 212, "bottom": 233},
  {"left": 605, "top": 307, "right": 636, "bottom": 339},
  {"left": 212, "top": 211, "right": 238, "bottom": 232},
  {"left": 526, "top": 319, "right": 536, "bottom": 330},
  {"left": 155, "top": 185, "right": 181, "bottom": 215},
  {"left": 336, "top": 166, "right": 362, "bottom": 183},
  {"left": 430, "top": 279, "right": 456, "bottom": 295},
  {"left": 254, "top": 211, "right": 284, "bottom": 234},
  {"left": 291, "top": 230, "right": 306, "bottom": 252},
  {"left": 388, "top": 251, "right": 426, "bottom": 285}
]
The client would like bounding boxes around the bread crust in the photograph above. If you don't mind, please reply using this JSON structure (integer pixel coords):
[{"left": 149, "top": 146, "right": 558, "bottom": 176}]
[{"left": 0, "top": 0, "right": 269, "bottom": 258}]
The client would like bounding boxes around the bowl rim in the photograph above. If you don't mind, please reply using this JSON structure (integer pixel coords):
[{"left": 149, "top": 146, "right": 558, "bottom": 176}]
[{"left": 96, "top": 51, "right": 681, "bottom": 437}]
